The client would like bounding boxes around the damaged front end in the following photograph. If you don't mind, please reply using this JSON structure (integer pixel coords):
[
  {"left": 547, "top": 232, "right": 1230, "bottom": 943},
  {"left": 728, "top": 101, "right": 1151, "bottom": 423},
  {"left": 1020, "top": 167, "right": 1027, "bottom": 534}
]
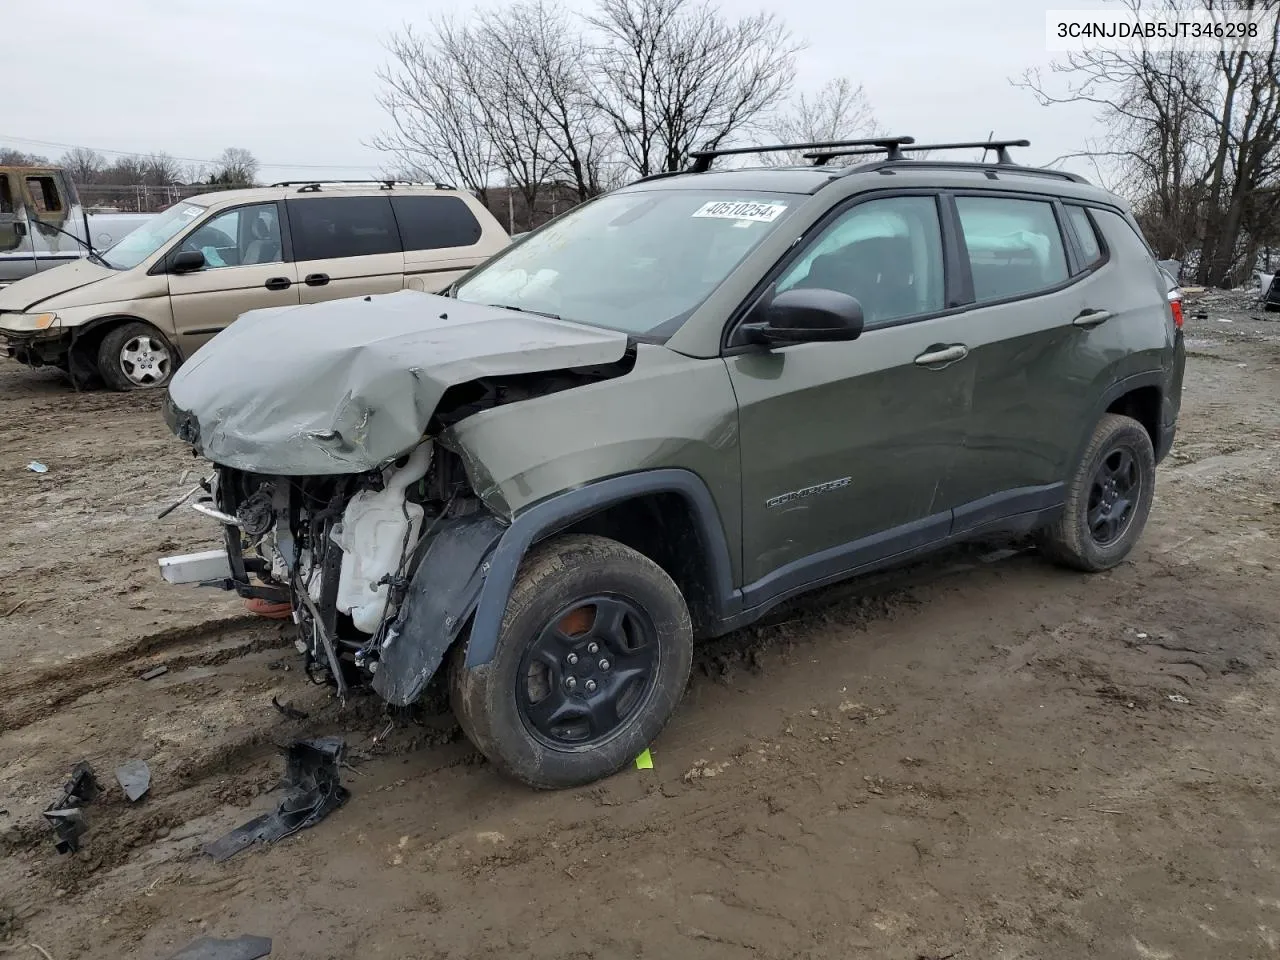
[
  {"left": 156, "top": 290, "right": 634, "bottom": 704},
  {"left": 166, "top": 439, "right": 504, "bottom": 702}
]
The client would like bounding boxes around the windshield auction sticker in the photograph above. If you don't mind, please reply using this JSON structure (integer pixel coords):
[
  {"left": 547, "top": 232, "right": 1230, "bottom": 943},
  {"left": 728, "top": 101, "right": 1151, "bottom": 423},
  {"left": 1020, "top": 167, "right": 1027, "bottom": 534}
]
[{"left": 692, "top": 200, "right": 787, "bottom": 223}]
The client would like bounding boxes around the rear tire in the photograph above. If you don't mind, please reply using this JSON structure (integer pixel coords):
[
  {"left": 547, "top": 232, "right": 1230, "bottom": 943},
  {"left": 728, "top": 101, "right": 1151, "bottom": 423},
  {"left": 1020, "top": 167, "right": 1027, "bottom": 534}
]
[
  {"left": 450, "top": 534, "right": 693, "bottom": 789},
  {"left": 97, "top": 321, "right": 175, "bottom": 391},
  {"left": 1038, "top": 413, "right": 1156, "bottom": 572}
]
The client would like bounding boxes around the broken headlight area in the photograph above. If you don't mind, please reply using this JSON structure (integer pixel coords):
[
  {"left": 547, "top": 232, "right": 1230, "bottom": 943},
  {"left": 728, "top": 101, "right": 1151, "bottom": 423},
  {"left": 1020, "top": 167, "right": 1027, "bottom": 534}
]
[{"left": 165, "top": 440, "right": 492, "bottom": 696}]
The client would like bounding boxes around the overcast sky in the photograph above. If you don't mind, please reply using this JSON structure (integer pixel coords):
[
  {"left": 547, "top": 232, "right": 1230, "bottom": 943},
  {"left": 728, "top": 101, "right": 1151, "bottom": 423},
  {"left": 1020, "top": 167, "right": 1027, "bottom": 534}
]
[{"left": 7, "top": 0, "right": 1114, "bottom": 183}]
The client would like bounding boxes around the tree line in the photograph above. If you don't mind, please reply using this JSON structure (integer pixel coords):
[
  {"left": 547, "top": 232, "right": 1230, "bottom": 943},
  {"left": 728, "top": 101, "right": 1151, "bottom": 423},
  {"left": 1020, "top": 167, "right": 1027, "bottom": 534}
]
[
  {"left": 371, "top": 0, "right": 877, "bottom": 228},
  {"left": 1020, "top": 0, "right": 1280, "bottom": 287},
  {"left": 0, "top": 146, "right": 261, "bottom": 188}
]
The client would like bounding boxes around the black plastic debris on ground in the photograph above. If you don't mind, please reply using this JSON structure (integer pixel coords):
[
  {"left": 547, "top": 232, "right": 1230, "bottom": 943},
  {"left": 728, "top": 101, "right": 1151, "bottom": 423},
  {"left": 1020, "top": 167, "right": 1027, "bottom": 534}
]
[
  {"left": 115, "top": 759, "right": 152, "bottom": 802},
  {"left": 44, "top": 761, "right": 102, "bottom": 854},
  {"left": 204, "top": 737, "right": 348, "bottom": 862},
  {"left": 166, "top": 935, "right": 272, "bottom": 960}
]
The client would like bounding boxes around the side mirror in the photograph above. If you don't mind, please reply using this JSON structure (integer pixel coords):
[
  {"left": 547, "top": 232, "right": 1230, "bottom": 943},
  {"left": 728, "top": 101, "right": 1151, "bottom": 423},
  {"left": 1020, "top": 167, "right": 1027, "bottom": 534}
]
[
  {"left": 168, "top": 250, "right": 206, "bottom": 274},
  {"left": 741, "top": 287, "right": 865, "bottom": 346}
]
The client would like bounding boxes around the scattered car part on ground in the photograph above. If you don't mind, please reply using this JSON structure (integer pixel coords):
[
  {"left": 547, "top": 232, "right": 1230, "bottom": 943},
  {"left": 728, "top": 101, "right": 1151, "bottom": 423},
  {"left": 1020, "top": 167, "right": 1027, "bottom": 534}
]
[
  {"left": 139, "top": 665, "right": 169, "bottom": 681},
  {"left": 114, "top": 760, "right": 151, "bottom": 802},
  {"left": 0, "top": 180, "right": 510, "bottom": 391},
  {"left": 160, "top": 135, "right": 1186, "bottom": 791},
  {"left": 43, "top": 761, "right": 101, "bottom": 854},
  {"left": 204, "top": 737, "right": 348, "bottom": 862},
  {"left": 165, "top": 935, "right": 272, "bottom": 960}
]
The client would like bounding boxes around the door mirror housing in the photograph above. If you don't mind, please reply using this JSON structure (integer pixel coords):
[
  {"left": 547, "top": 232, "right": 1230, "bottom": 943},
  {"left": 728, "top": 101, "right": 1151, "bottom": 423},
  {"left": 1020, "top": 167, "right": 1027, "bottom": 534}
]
[
  {"left": 741, "top": 287, "right": 865, "bottom": 346},
  {"left": 168, "top": 250, "right": 206, "bottom": 274}
]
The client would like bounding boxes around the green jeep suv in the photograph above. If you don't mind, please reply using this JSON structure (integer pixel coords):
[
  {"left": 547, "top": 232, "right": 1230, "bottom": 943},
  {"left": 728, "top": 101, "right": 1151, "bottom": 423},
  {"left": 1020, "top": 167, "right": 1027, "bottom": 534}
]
[{"left": 160, "top": 137, "right": 1186, "bottom": 789}]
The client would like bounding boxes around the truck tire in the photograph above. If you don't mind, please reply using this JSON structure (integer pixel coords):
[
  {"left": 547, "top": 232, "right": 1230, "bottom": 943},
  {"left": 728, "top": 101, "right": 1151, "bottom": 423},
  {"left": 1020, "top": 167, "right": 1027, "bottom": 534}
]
[
  {"left": 450, "top": 534, "right": 693, "bottom": 789},
  {"left": 1038, "top": 413, "right": 1156, "bottom": 572},
  {"left": 97, "top": 321, "right": 175, "bottom": 391}
]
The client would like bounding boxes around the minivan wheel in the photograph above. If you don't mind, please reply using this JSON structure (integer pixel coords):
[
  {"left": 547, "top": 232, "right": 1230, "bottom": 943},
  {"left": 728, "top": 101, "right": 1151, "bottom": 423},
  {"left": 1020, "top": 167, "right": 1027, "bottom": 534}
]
[
  {"left": 1038, "top": 413, "right": 1156, "bottom": 572},
  {"left": 450, "top": 534, "right": 693, "bottom": 789},
  {"left": 97, "top": 321, "right": 174, "bottom": 391}
]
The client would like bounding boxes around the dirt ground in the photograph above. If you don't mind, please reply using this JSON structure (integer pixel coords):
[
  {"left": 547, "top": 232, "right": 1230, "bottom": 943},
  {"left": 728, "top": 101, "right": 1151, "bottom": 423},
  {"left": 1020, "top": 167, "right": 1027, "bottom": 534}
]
[{"left": 1, "top": 301, "right": 1279, "bottom": 960}]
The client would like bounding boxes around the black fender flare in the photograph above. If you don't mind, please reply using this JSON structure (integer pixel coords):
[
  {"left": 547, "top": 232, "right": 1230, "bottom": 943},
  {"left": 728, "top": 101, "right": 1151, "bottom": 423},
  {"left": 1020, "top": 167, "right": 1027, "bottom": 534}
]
[
  {"left": 463, "top": 468, "right": 740, "bottom": 670},
  {"left": 1070, "top": 371, "right": 1167, "bottom": 470}
]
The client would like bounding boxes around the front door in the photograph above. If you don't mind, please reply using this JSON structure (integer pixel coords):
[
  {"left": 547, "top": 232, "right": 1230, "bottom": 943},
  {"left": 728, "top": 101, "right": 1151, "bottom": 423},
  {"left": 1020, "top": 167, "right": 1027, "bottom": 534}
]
[
  {"left": 167, "top": 201, "right": 299, "bottom": 358},
  {"left": 286, "top": 196, "right": 405, "bottom": 304},
  {"left": 728, "top": 193, "right": 974, "bottom": 597},
  {"left": 0, "top": 172, "right": 36, "bottom": 287}
]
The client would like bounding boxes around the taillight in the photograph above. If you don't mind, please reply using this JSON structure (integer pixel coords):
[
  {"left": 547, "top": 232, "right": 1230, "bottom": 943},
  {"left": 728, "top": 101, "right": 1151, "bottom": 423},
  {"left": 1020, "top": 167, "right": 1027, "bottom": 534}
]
[{"left": 1169, "top": 297, "right": 1183, "bottom": 329}]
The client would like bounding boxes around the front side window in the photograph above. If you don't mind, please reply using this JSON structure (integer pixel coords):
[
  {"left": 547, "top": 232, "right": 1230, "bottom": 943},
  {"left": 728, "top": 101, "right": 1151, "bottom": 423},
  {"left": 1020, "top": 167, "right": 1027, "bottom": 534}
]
[
  {"left": 25, "top": 176, "right": 62, "bottom": 214},
  {"left": 956, "top": 196, "right": 1069, "bottom": 302},
  {"left": 776, "top": 195, "right": 945, "bottom": 328},
  {"left": 288, "top": 196, "right": 401, "bottom": 261},
  {"left": 101, "top": 201, "right": 206, "bottom": 270},
  {"left": 178, "top": 203, "right": 282, "bottom": 269},
  {"left": 453, "top": 190, "right": 795, "bottom": 337}
]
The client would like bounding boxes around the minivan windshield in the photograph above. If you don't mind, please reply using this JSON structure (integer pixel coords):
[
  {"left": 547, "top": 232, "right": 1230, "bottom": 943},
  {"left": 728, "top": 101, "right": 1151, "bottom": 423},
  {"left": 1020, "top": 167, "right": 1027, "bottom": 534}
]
[
  {"left": 453, "top": 189, "right": 795, "bottom": 337},
  {"left": 100, "top": 201, "right": 207, "bottom": 270}
]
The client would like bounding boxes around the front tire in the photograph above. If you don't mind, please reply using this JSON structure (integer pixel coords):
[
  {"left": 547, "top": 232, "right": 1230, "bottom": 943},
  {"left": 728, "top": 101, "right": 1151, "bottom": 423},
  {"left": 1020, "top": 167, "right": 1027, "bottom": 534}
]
[
  {"left": 1038, "top": 413, "right": 1156, "bottom": 572},
  {"left": 450, "top": 534, "right": 693, "bottom": 789},
  {"left": 97, "top": 321, "right": 175, "bottom": 391}
]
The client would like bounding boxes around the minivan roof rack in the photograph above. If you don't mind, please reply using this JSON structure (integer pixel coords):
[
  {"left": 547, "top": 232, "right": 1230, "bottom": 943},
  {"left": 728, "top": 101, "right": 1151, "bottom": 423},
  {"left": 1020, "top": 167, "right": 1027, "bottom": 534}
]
[
  {"left": 269, "top": 179, "right": 456, "bottom": 192},
  {"left": 686, "top": 137, "right": 916, "bottom": 173}
]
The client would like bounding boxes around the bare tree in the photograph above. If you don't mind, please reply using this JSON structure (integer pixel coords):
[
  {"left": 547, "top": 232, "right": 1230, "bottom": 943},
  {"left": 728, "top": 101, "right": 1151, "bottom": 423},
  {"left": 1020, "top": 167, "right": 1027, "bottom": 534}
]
[
  {"left": 60, "top": 147, "right": 106, "bottom": 184},
  {"left": 759, "top": 78, "right": 880, "bottom": 166},
  {"left": 142, "top": 152, "right": 183, "bottom": 186},
  {"left": 0, "top": 148, "right": 48, "bottom": 166},
  {"left": 211, "top": 147, "right": 260, "bottom": 186},
  {"left": 1018, "top": 0, "right": 1280, "bottom": 286},
  {"left": 588, "top": 0, "right": 801, "bottom": 175}
]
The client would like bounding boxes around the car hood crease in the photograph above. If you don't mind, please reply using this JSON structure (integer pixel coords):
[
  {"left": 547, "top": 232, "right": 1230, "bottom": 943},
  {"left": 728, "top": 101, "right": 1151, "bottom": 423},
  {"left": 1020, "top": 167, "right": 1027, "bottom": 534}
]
[{"left": 164, "top": 290, "right": 629, "bottom": 475}]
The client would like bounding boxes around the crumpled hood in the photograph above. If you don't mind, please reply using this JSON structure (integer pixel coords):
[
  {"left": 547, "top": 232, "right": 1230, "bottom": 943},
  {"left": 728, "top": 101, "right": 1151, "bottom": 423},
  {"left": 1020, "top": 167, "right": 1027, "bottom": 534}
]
[
  {"left": 0, "top": 260, "right": 115, "bottom": 311},
  {"left": 164, "top": 290, "right": 629, "bottom": 475}
]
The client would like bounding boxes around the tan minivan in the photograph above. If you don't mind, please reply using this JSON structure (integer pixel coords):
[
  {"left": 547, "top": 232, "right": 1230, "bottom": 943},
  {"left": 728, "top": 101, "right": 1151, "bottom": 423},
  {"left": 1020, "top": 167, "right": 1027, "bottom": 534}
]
[{"left": 0, "top": 181, "right": 509, "bottom": 389}]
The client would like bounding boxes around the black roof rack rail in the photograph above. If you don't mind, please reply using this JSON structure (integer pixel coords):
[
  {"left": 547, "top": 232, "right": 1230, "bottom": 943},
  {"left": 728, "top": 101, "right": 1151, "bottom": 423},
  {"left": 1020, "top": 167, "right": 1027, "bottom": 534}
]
[
  {"left": 686, "top": 136, "right": 916, "bottom": 173},
  {"left": 806, "top": 138, "right": 1031, "bottom": 166},
  {"left": 269, "top": 178, "right": 456, "bottom": 191}
]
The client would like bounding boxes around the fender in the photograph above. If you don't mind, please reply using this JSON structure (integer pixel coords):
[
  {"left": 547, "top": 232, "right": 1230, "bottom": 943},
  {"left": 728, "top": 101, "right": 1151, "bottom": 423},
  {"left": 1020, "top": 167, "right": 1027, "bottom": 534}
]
[
  {"left": 1071, "top": 370, "right": 1167, "bottom": 469},
  {"left": 463, "top": 468, "right": 741, "bottom": 670},
  {"left": 371, "top": 512, "right": 507, "bottom": 706}
]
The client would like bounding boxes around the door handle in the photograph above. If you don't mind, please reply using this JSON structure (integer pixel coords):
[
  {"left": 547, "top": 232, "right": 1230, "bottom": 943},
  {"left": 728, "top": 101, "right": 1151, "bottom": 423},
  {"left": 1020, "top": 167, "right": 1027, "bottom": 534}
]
[
  {"left": 264, "top": 276, "right": 291, "bottom": 291},
  {"left": 1072, "top": 309, "right": 1113, "bottom": 328},
  {"left": 914, "top": 344, "right": 969, "bottom": 367},
  {"left": 304, "top": 273, "right": 330, "bottom": 287},
  {"left": 13, "top": 221, "right": 26, "bottom": 237}
]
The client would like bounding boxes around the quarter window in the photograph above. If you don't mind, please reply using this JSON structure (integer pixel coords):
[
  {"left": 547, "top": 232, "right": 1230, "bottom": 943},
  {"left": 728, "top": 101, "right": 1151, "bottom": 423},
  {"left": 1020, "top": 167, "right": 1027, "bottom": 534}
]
[
  {"left": 776, "top": 195, "right": 945, "bottom": 328},
  {"left": 955, "top": 196, "right": 1068, "bottom": 302},
  {"left": 1065, "top": 204, "right": 1104, "bottom": 269},
  {"left": 391, "top": 195, "right": 483, "bottom": 251},
  {"left": 179, "top": 203, "right": 282, "bottom": 269},
  {"left": 288, "top": 196, "right": 401, "bottom": 260}
]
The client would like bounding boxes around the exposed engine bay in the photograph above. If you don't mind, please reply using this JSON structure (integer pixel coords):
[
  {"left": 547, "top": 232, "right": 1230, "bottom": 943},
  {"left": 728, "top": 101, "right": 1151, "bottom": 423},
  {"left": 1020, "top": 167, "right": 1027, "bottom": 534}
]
[{"left": 207, "top": 440, "right": 488, "bottom": 696}]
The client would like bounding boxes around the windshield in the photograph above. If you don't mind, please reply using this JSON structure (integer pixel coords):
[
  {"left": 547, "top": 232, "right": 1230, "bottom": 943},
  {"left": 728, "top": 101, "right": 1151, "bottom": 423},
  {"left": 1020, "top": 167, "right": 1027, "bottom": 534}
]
[
  {"left": 453, "top": 190, "right": 794, "bottom": 337},
  {"left": 100, "top": 201, "right": 207, "bottom": 270}
]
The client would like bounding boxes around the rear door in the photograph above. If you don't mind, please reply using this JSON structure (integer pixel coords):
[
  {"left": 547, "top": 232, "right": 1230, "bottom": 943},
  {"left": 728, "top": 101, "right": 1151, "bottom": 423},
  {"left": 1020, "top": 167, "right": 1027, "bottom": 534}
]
[
  {"left": 286, "top": 195, "right": 405, "bottom": 303},
  {"left": 938, "top": 192, "right": 1112, "bottom": 535},
  {"left": 391, "top": 194, "right": 491, "bottom": 292},
  {"left": 728, "top": 192, "right": 974, "bottom": 594},
  {"left": 167, "top": 201, "right": 299, "bottom": 357}
]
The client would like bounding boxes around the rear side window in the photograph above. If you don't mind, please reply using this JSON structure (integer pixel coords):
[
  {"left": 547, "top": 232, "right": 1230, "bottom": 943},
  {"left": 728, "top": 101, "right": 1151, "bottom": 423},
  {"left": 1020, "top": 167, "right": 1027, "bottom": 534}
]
[
  {"left": 25, "top": 176, "right": 63, "bottom": 214},
  {"left": 1065, "top": 205, "right": 1104, "bottom": 268},
  {"left": 288, "top": 196, "right": 401, "bottom": 260},
  {"left": 0, "top": 175, "right": 12, "bottom": 213},
  {"left": 391, "top": 195, "right": 483, "bottom": 251},
  {"left": 956, "top": 196, "right": 1069, "bottom": 303}
]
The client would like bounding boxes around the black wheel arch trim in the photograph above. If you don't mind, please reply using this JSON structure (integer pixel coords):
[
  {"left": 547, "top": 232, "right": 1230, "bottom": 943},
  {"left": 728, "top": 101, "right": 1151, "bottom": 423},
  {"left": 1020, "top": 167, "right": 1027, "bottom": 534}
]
[
  {"left": 1075, "top": 371, "right": 1169, "bottom": 467},
  {"left": 462, "top": 468, "right": 740, "bottom": 670}
]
